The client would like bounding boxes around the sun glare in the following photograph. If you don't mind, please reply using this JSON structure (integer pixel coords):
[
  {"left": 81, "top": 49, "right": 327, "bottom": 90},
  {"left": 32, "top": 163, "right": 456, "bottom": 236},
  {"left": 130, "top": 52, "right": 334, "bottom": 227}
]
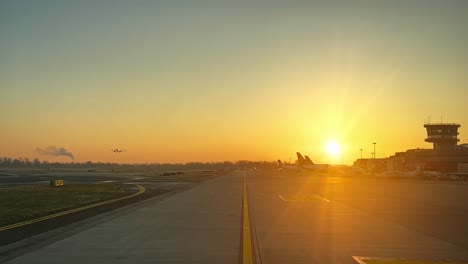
[{"left": 326, "top": 141, "right": 340, "bottom": 156}]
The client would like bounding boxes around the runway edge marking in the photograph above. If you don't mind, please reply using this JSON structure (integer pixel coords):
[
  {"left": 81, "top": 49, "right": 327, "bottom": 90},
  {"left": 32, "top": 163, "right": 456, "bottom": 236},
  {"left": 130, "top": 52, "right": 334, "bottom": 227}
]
[
  {"left": 0, "top": 184, "right": 145, "bottom": 232},
  {"left": 242, "top": 173, "right": 254, "bottom": 264}
]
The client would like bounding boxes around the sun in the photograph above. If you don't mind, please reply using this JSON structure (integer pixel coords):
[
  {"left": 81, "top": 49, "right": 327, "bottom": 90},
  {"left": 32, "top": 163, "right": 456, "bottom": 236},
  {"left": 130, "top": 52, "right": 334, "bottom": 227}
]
[{"left": 326, "top": 141, "right": 340, "bottom": 156}]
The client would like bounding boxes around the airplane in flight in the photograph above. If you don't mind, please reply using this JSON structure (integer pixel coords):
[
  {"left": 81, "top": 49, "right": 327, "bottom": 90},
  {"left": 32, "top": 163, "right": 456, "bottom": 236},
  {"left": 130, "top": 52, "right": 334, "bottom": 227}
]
[{"left": 110, "top": 148, "right": 127, "bottom": 153}]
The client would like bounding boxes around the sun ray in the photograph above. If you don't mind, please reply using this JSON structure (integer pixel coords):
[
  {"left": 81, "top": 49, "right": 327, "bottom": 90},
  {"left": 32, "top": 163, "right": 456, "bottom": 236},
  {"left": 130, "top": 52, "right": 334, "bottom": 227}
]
[{"left": 326, "top": 141, "right": 340, "bottom": 157}]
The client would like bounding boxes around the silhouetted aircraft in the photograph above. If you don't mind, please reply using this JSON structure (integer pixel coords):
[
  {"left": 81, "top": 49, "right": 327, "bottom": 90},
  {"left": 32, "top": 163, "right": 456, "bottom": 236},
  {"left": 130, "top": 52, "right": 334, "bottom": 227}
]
[
  {"left": 277, "top": 153, "right": 328, "bottom": 171},
  {"left": 110, "top": 148, "right": 127, "bottom": 153},
  {"left": 378, "top": 167, "right": 444, "bottom": 178},
  {"left": 296, "top": 152, "right": 309, "bottom": 165},
  {"left": 296, "top": 152, "right": 328, "bottom": 170},
  {"left": 277, "top": 160, "right": 299, "bottom": 171}
]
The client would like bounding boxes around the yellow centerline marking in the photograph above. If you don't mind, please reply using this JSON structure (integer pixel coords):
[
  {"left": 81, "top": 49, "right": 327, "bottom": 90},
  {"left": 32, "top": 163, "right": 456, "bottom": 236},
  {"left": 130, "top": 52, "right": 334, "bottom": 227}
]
[
  {"left": 242, "top": 174, "right": 254, "bottom": 264},
  {"left": 0, "top": 184, "right": 145, "bottom": 232}
]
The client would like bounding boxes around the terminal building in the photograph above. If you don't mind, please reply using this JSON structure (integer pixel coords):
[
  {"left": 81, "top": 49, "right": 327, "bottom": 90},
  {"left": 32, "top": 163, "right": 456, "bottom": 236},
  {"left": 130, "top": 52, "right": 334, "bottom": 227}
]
[
  {"left": 354, "top": 122, "right": 468, "bottom": 173},
  {"left": 386, "top": 123, "right": 468, "bottom": 172}
]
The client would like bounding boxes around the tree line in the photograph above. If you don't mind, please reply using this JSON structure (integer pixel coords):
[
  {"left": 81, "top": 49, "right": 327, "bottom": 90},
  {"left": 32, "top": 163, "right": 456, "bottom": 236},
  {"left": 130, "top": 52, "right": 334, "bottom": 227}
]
[{"left": 0, "top": 157, "right": 277, "bottom": 171}]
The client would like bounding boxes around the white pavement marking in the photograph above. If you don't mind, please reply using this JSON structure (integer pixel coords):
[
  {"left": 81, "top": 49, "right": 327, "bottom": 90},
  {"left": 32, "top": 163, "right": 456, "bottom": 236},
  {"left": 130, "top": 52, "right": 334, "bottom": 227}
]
[
  {"left": 352, "top": 256, "right": 468, "bottom": 264},
  {"left": 278, "top": 194, "right": 331, "bottom": 202}
]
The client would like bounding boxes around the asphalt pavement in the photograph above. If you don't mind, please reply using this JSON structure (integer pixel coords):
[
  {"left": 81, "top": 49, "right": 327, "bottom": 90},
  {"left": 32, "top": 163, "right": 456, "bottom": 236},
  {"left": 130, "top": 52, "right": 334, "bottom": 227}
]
[
  {"left": 1, "top": 172, "right": 242, "bottom": 264},
  {"left": 247, "top": 170, "right": 468, "bottom": 264},
  {"left": 2, "top": 170, "right": 468, "bottom": 263}
]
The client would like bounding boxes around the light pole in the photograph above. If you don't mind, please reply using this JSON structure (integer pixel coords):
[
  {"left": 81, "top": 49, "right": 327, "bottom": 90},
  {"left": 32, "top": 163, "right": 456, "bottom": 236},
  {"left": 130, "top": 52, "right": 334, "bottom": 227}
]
[
  {"left": 360, "top": 148, "right": 363, "bottom": 159},
  {"left": 373, "top": 143, "right": 376, "bottom": 159}
]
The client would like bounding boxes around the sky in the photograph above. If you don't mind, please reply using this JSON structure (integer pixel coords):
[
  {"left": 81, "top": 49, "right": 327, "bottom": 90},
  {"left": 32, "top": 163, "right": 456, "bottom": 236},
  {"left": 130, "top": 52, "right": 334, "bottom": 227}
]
[{"left": 1, "top": 1, "right": 468, "bottom": 164}]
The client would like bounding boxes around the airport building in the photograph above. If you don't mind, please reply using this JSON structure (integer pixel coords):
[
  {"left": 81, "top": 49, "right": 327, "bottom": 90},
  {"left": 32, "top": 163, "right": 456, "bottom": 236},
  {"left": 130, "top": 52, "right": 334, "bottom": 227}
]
[
  {"left": 354, "top": 158, "right": 386, "bottom": 173},
  {"left": 424, "top": 123, "right": 460, "bottom": 151},
  {"left": 386, "top": 123, "right": 468, "bottom": 172},
  {"left": 354, "top": 122, "right": 468, "bottom": 173}
]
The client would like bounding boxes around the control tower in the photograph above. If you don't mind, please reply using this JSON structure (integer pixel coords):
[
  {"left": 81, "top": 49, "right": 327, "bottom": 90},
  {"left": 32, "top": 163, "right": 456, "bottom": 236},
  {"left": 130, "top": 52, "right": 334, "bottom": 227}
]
[{"left": 424, "top": 123, "right": 460, "bottom": 151}]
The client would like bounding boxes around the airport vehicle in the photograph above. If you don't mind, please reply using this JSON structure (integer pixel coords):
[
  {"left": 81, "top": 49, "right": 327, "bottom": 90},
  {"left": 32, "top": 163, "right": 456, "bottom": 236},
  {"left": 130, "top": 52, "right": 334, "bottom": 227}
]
[{"left": 110, "top": 149, "right": 127, "bottom": 153}]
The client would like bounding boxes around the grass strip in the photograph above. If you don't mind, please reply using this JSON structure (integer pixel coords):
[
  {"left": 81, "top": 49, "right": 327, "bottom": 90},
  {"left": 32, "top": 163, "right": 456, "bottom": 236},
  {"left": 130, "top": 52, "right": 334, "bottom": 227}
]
[{"left": 0, "top": 184, "right": 130, "bottom": 227}]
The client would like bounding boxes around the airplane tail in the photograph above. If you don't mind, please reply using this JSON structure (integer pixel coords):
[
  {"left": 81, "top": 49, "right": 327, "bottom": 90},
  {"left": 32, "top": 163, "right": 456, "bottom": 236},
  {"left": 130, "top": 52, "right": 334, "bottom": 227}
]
[
  {"left": 296, "top": 152, "right": 307, "bottom": 166},
  {"left": 297, "top": 152, "right": 316, "bottom": 166},
  {"left": 304, "top": 155, "right": 315, "bottom": 165},
  {"left": 277, "top": 160, "right": 284, "bottom": 168}
]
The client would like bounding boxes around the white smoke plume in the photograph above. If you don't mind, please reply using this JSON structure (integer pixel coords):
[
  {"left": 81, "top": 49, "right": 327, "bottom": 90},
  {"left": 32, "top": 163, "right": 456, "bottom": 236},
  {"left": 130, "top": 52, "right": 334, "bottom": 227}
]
[{"left": 35, "top": 145, "right": 74, "bottom": 161}]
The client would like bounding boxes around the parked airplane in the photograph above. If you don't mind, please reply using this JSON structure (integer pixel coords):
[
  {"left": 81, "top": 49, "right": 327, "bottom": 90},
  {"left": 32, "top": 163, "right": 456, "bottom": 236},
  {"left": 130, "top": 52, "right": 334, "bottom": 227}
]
[
  {"left": 377, "top": 171, "right": 414, "bottom": 178},
  {"left": 377, "top": 167, "right": 443, "bottom": 178},
  {"left": 277, "top": 153, "right": 328, "bottom": 171},
  {"left": 421, "top": 170, "right": 443, "bottom": 178},
  {"left": 296, "top": 152, "right": 328, "bottom": 170},
  {"left": 110, "top": 148, "right": 127, "bottom": 153},
  {"left": 296, "top": 152, "right": 309, "bottom": 165},
  {"left": 444, "top": 172, "right": 468, "bottom": 180},
  {"left": 377, "top": 167, "right": 422, "bottom": 178},
  {"left": 277, "top": 160, "right": 299, "bottom": 171}
]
